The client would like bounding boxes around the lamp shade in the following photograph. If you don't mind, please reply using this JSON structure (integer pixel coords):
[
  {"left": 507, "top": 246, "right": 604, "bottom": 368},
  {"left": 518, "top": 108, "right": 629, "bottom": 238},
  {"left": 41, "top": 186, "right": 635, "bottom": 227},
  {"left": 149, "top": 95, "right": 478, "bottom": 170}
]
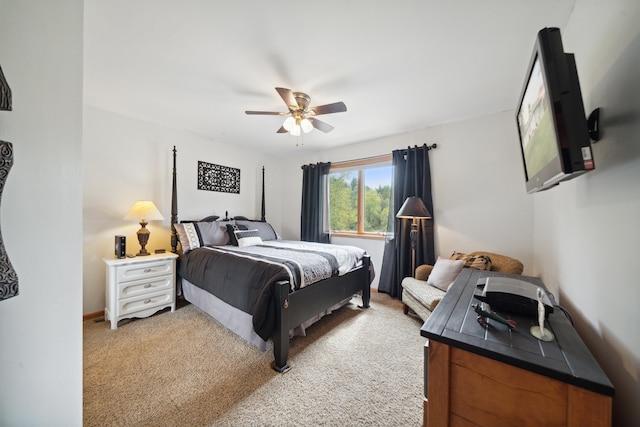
[
  {"left": 396, "top": 196, "right": 431, "bottom": 219},
  {"left": 283, "top": 116, "right": 297, "bottom": 132},
  {"left": 300, "top": 118, "right": 313, "bottom": 133},
  {"left": 123, "top": 200, "right": 164, "bottom": 222}
]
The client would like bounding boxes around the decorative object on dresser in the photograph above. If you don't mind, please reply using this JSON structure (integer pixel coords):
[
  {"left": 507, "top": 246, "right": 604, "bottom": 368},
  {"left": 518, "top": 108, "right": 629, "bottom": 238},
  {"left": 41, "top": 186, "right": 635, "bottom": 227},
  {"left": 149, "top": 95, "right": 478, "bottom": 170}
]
[
  {"left": 104, "top": 252, "right": 178, "bottom": 329},
  {"left": 170, "top": 147, "right": 373, "bottom": 373},
  {"left": 0, "top": 141, "right": 18, "bottom": 301},
  {"left": 123, "top": 200, "right": 165, "bottom": 256},
  {"left": 402, "top": 251, "right": 523, "bottom": 321},
  {"left": 395, "top": 196, "right": 432, "bottom": 277}
]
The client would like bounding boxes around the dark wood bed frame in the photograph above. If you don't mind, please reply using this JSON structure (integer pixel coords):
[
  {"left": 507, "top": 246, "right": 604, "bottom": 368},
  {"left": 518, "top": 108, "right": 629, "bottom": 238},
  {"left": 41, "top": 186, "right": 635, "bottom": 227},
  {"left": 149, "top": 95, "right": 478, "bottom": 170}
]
[{"left": 169, "top": 146, "right": 371, "bottom": 372}]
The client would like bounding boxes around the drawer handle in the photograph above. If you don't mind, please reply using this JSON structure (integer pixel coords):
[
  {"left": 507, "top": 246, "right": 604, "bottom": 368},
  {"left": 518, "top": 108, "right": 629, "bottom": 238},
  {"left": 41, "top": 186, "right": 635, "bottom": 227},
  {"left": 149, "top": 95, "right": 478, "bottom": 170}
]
[
  {"left": 144, "top": 283, "right": 152, "bottom": 288},
  {"left": 144, "top": 268, "right": 152, "bottom": 273},
  {"left": 144, "top": 298, "right": 151, "bottom": 304}
]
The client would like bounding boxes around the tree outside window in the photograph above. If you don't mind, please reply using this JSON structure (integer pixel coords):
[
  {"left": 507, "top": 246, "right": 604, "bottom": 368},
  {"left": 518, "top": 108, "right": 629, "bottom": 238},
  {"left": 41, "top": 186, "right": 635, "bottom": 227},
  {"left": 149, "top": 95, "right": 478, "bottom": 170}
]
[{"left": 328, "top": 160, "right": 392, "bottom": 237}]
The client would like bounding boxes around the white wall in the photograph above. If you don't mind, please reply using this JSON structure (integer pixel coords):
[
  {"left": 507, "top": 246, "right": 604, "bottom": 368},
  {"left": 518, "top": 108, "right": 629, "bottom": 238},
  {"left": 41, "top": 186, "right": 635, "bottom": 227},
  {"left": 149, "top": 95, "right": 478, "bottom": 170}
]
[
  {"left": 279, "top": 112, "right": 535, "bottom": 286},
  {"left": 0, "top": 1, "right": 84, "bottom": 425},
  {"left": 82, "top": 106, "right": 283, "bottom": 314},
  {"left": 532, "top": 2, "right": 640, "bottom": 425}
]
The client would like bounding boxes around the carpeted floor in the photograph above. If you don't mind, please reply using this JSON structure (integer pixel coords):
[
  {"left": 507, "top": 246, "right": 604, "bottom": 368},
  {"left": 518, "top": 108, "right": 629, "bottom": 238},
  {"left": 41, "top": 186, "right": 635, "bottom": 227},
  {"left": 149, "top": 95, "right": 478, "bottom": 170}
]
[{"left": 83, "top": 291, "right": 425, "bottom": 426}]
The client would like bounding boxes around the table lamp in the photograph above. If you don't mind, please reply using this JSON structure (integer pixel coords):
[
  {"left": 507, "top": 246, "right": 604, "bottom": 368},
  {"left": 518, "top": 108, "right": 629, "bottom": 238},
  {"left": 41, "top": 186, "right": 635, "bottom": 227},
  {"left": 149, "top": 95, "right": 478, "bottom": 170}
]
[
  {"left": 124, "top": 200, "right": 164, "bottom": 256},
  {"left": 396, "top": 196, "right": 432, "bottom": 277}
]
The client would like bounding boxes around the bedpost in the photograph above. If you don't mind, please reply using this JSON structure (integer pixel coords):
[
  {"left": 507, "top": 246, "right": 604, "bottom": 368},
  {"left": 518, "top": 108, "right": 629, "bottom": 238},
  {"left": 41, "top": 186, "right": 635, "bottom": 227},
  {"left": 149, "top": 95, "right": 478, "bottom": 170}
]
[
  {"left": 171, "top": 146, "right": 178, "bottom": 253},
  {"left": 260, "top": 166, "right": 266, "bottom": 222},
  {"left": 272, "top": 280, "right": 292, "bottom": 373},
  {"left": 361, "top": 255, "right": 371, "bottom": 308}
]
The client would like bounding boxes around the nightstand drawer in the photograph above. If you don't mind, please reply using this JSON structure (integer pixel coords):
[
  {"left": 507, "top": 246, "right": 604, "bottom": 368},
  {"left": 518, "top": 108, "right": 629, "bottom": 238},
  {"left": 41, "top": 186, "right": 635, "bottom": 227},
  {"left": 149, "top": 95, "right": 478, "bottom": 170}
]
[
  {"left": 118, "top": 275, "right": 173, "bottom": 299},
  {"left": 116, "top": 259, "right": 174, "bottom": 283},
  {"left": 118, "top": 289, "right": 173, "bottom": 316}
]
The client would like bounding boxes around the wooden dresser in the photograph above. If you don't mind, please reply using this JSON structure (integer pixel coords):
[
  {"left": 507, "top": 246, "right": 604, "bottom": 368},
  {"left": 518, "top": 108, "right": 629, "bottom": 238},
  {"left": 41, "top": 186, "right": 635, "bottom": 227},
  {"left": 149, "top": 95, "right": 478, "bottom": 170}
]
[{"left": 420, "top": 268, "right": 614, "bottom": 426}]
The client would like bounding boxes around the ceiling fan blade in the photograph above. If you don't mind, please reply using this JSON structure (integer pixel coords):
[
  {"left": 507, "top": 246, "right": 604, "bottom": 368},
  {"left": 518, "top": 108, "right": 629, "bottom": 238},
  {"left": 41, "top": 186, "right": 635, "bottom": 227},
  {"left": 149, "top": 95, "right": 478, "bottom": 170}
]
[
  {"left": 276, "top": 125, "right": 288, "bottom": 134},
  {"left": 309, "top": 101, "right": 347, "bottom": 116},
  {"left": 245, "top": 110, "right": 283, "bottom": 115},
  {"left": 308, "top": 117, "right": 334, "bottom": 133},
  {"left": 275, "top": 87, "right": 298, "bottom": 109}
]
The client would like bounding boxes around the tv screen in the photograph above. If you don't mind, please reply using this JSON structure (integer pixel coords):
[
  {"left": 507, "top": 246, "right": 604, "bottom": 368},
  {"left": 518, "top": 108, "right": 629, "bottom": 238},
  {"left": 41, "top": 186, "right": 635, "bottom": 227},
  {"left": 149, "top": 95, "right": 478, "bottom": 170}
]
[{"left": 515, "top": 28, "right": 595, "bottom": 193}]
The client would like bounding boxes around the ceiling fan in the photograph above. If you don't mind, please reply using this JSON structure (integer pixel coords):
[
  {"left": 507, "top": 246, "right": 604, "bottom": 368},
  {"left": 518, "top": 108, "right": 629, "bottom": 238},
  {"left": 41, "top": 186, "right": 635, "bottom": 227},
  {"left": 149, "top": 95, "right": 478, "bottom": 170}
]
[{"left": 245, "top": 87, "right": 347, "bottom": 135}]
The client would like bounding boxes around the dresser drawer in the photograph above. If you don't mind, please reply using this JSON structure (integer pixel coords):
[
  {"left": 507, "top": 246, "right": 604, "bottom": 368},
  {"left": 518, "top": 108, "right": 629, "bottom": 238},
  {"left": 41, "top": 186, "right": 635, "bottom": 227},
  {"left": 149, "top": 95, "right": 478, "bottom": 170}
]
[
  {"left": 118, "top": 289, "right": 173, "bottom": 316},
  {"left": 116, "top": 259, "right": 174, "bottom": 283},
  {"left": 118, "top": 274, "right": 173, "bottom": 299}
]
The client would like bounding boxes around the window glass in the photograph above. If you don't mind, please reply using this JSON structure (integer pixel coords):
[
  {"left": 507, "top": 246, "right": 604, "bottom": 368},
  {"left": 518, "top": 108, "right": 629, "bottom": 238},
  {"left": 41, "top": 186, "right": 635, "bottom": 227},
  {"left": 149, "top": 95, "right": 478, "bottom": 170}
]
[
  {"left": 363, "top": 166, "right": 392, "bottom": 233},
  {"left": 329, "top": 171, "right": 358, "bottom": 232},
  {"left": 328, "top": 162, "right": 392, "bottom": 236}
]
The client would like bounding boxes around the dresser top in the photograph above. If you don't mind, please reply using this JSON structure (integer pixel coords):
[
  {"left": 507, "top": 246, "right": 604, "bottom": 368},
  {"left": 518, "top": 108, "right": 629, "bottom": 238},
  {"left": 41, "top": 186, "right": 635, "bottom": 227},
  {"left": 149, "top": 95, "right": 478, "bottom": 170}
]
[
  {"left": 421, "top": 268, "right": 615, "bottom": 397},
  {"left": 104, "top": 252, "right": 178, "bottom": 266}
]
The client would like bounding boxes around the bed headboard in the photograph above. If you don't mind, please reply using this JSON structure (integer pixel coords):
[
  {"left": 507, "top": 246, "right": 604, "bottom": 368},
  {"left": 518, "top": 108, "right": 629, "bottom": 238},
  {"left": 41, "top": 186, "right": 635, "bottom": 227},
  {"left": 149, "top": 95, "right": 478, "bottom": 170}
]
[{"left": 170, "top": 146, "right": 267, "bottom": 253}]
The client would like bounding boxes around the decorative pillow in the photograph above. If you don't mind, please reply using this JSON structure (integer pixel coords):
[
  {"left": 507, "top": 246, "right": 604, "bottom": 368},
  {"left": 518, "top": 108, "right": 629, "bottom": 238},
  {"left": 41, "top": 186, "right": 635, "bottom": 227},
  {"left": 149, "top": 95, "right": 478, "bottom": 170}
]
[
  {"left": 450, "top": 251, "right": 492, "bottom": 271},
  {"left": 174, "top": 221, "right": 232, "bottom": 253},
  {"left": 235, "top": 229, "right": 263, "bottom": 247},
  {"left": 226, "top": 224, "right": 248, "bottom": 246},
  {"left": 235, "top": 220, "right": 279, "bottom": 241},
  {"left": 426, "top": 257, "right": 465, "bottom": 291},
  {"left": 173, "top": 222, "right": 202, "bottom": 253},
  {"left": 197, "top": 221, "right": 231, "bottom": 246},
  {"left": 200, "top": 215, "right": 220, "bottom": 222}
]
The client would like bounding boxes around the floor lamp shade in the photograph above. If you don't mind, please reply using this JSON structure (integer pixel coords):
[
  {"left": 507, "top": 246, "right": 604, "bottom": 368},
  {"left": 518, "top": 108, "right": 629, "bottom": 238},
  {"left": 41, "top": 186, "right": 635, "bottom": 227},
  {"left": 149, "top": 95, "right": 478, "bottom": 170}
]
[
  {"left": 396, "top": 196, "right": 432, "bottom": 277},
  {"left": 124, "top": 200, "right": 165, "bottom": 256}
]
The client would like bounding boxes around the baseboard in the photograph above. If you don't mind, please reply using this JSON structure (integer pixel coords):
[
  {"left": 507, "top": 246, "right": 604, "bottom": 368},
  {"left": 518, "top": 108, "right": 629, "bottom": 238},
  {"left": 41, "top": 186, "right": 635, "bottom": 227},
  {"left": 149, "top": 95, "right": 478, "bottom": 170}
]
[{"left": 83, "top": 310, "right": 104, "bottom": 321}]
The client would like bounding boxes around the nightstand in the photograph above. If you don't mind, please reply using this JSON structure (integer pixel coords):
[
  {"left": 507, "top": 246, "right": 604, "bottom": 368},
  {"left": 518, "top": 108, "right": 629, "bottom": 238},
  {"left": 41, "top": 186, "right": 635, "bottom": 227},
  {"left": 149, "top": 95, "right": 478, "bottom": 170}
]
[{"left": 104, "top": 252, "right": 179, "bottom": 329}]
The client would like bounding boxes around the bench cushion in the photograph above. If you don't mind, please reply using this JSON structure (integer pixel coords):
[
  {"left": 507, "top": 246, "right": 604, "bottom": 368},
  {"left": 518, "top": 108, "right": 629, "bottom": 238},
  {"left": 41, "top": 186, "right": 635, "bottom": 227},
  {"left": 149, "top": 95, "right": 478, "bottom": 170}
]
[{"left": 402, "top": 277, "right": 446, "bottom": 320}]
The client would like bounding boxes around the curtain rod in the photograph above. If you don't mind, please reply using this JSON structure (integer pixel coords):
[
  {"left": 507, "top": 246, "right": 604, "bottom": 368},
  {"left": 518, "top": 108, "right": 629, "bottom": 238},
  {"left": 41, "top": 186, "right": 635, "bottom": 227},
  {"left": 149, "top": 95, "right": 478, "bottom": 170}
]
[
  {"left": 301, "top": 143, "right": 438, "bottom": 169},
  {"left": 332, "top": 143, "right": 438, "bottom": 165},
  {"left": 331, "top": 153, "right": 392, "bottom": 167}
]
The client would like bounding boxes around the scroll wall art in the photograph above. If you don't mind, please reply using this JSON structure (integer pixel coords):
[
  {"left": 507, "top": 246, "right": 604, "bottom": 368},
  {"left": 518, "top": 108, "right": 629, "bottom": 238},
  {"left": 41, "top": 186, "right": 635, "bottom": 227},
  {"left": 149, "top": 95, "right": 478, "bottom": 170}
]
[
  {"left": 0, "top": 63, "right": 18, "bottom": 301},
  {"left": 197, "top": 161, "right": 240, "bottom": 194}
]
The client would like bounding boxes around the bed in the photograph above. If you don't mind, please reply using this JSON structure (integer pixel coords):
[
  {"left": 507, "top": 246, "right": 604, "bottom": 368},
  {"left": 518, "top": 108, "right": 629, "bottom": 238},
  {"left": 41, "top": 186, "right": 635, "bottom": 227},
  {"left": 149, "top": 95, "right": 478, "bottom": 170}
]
[{"left": 169, "top": 147, "right": 372, "bottom": 372}]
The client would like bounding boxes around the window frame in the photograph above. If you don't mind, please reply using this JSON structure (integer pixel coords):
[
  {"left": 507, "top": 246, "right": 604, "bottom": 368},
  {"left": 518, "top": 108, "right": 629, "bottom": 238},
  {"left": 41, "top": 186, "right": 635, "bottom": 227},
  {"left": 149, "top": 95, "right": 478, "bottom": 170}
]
[{"left": 328, "top": 154, "right": 392, "bottom": 239}]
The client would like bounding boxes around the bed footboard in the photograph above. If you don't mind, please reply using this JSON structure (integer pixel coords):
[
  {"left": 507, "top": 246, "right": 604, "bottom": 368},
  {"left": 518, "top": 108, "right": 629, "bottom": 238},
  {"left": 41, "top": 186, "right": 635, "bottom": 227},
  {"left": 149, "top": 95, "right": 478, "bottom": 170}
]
[{"left": 272, "top": 255, "right": 371, "bottom": 373}]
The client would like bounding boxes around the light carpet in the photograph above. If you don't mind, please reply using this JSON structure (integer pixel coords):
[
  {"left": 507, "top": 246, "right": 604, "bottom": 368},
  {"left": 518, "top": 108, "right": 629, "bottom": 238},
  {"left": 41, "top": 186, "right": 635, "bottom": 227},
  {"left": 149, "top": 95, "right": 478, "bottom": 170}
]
[{"left": 83, "top": 291, "right": 425, "bottom": 426}]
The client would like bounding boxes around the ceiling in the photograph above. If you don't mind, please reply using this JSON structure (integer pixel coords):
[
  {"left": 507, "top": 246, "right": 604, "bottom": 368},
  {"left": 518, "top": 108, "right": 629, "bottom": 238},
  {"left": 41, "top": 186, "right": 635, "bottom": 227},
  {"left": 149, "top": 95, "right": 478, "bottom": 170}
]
[{"left": 83, "top": 1, "right": 577, "bottom": 157}]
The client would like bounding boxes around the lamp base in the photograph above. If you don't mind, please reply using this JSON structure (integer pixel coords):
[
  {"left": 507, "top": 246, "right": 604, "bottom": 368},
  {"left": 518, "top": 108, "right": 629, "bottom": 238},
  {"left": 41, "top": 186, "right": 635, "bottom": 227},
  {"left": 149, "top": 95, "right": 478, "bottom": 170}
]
[{"left": 136, "top": 221, "right": 151, "bottom": 256}]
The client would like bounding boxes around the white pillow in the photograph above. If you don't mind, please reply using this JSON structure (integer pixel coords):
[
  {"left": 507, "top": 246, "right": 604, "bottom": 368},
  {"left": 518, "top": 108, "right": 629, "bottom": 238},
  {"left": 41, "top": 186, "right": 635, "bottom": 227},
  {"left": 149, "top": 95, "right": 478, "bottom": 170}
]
[
  {"left": 235, "top": 229, "right": 263, "bottom": 247},
  {"left": 426, "top": 257, "right": 465, "bottom": 291}
]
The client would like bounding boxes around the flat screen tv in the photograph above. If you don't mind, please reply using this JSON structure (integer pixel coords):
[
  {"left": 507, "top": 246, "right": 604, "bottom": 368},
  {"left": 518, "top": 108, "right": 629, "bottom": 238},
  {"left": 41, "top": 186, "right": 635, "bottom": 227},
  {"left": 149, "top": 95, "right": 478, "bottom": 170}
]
[{"left": 515, "top": 27, "right": 595, "bottom": 193}]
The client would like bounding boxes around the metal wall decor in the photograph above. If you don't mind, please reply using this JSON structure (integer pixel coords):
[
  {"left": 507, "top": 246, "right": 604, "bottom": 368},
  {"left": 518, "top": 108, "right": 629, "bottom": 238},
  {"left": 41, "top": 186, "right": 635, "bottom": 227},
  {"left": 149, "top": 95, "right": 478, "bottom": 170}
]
[
  {"left": 197, "top": 161, "right": 240, "bottom": 194},
  {"left": 0, "top": 63, "right": 11, "bottom": 111},
  {"left": 0, "top": 141, "right": 18, "bottom": 300}
]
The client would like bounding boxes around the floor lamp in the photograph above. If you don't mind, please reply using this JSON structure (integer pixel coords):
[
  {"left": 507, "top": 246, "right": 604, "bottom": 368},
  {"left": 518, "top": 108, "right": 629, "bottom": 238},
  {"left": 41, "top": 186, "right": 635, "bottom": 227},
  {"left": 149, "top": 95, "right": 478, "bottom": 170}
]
[{"left": 396, "top": 196, "right": 432, "bottom": 277}]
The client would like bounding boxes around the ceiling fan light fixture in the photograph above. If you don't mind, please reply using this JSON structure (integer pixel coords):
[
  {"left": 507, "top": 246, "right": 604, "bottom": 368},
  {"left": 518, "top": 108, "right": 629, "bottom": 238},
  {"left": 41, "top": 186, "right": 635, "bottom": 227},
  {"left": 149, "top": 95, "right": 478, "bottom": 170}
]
[
  {"left": 289, "top": 123, "right": 301, "bottom": 136},
  {"left": 246, "top": 87, "right": 346, "bottom": 136},
  {"left": 283, "top": 116, "right": 297, "bottom": 132},
  {"left": 300, "top": 118, "right": 313, "bottom": 133}
]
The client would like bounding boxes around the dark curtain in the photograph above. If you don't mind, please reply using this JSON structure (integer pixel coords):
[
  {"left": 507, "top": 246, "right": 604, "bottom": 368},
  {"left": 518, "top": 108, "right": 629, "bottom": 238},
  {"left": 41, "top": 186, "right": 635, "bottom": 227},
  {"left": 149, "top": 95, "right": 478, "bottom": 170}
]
[
  {"left": 300, "top": 162, "right": 331, "bottom": 243},
  {"left": 378, "top": 144, "right": 435, "bottom": 298}
]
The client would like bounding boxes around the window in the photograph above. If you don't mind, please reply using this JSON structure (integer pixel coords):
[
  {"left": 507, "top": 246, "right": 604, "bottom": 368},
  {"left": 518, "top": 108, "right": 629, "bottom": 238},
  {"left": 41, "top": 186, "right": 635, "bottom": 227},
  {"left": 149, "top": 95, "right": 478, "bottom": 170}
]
[{"left": 328, "top": 155, "right": 392, "bottom": 237}]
